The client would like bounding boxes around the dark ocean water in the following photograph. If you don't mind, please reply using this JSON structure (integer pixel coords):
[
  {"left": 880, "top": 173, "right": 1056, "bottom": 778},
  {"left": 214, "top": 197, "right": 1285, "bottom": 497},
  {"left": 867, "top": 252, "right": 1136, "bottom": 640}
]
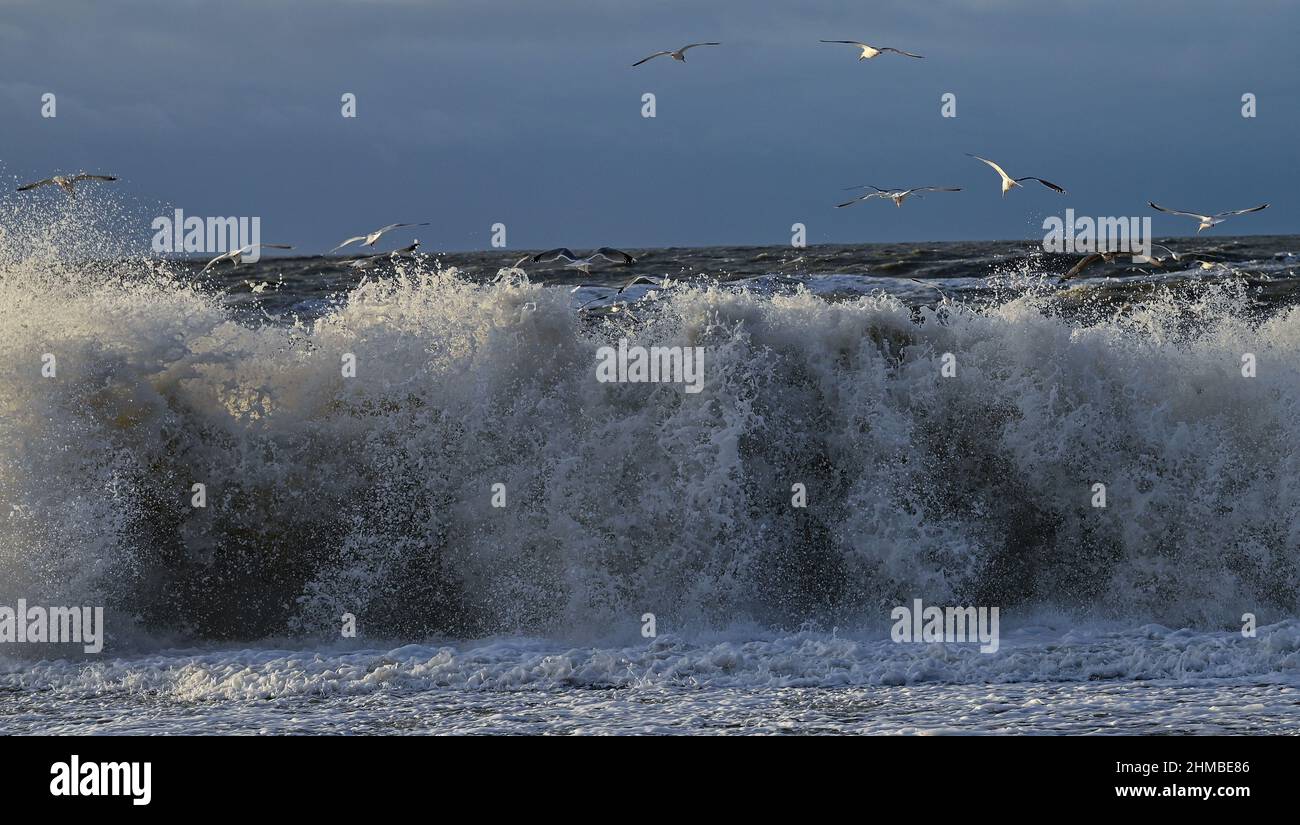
[{"left": 199, "top": 236, "right": 1300, "bottom": 321}]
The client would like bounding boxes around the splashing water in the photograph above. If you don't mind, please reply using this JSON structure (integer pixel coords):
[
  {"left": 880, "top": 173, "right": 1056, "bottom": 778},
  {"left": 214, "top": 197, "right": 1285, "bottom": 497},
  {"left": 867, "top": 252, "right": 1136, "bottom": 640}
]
[{"left": 3, "top": 204, "right": 1300, "bottom": 656}]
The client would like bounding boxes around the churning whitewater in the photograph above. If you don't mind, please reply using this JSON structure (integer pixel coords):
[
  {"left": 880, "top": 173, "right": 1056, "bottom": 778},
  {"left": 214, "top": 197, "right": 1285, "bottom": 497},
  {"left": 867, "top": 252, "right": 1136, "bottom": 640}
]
[{"left": 2, "top": 207, "right": 1299, "bottom": 732}]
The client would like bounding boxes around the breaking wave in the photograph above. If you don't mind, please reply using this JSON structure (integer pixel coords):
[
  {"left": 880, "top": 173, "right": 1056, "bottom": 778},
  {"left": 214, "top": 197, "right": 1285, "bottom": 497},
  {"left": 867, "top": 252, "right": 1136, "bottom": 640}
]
[{"left": 3, "top": 214, "right": 1300, "bottom": 652}]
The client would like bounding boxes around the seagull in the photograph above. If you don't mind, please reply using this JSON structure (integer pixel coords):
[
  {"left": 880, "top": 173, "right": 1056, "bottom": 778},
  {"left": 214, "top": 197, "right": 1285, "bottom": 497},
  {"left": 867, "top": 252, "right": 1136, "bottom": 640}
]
[
  {"left": 819, "top": 40, "right": 923, "bottom": 60},
  {"left": 967, "top": 154, "right": 1066, "bottom": 196},
  {"left": 906, "top": 278, "right": 948, "bottom": 299},
  {"left": 572, "top": 275, "right": 667, "bottom": 308},
  {"left": 200, "top": 243, "right": 293, "bottom": 273},
  {"left": 1060, "top": 244, "right": 1183, "bottom": 281},
  {"left": 1130, "top": 250, "right": 1231, "bottom": 274},
  {"left": 529, "top": 247, "right": 637, "bottom": 273},
  {"left": 632, "top": 43, "right": 720, "bottom": 67},
  {"left": 17, "top": 173, "right": 118, "bottom": 196},
  {"left": 1131, "top": 244, "right": 1184, "bottom": 266},
  {"left": 347, "top": 240, "right": 421, "bottom": 269},
  {"left": 1147, "top": 202, "right": 1268, "bottom": 233},
  {"left": 836, "top": 186, "right": 961, "bottom": 208},
  {"left": 1059, "top": 250, "right": 1133, "bottom": 281},
  {"left": 330, "top": 223, "right": 430, "bottom": 253}
]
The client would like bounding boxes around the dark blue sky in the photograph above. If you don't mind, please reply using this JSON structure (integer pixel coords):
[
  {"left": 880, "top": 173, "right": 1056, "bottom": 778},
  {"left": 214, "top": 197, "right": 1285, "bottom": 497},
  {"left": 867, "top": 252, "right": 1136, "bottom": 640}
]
[{"left": 1, "top": 0, "right": 1294, "bottom": 252}]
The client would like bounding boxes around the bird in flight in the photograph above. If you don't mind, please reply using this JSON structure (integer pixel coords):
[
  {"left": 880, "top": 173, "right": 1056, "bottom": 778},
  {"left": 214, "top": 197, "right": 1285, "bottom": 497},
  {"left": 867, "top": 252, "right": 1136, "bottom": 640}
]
[
  {"left": 1059, "top": 250, "right": 1133, "bottom": 281},
  {"left": 836, "top": 186, "right": 961, "bottom": 208},
  {"left": 17, "top": 173, "right": 118, "bottom": 196},
  {"left": 201, "top": 243, "right": 293, "bottom": 273},
  {"left": 330, "top": 223, "right": 430, "bottom": 253},
  {"left": 819, "top": 40, "right": 923, "bottom": 60},
  {"left": 527, "top": 248, "right": 637, "bottom": 273},
  {"left": 632, "top": 43, "right": 721, "bottom": 66},
  {"left": 1148, "top": 202, "right": 1268, "bottom": 233},
  {"left": 967, "top": 154, "right": 1066, "bottom": 196},
  {"left": 1059, "top": 244, "right": 1184, "bottom": 281},
  {"left": 572, "top": 275, "right": 668, "bottom": 309},
  {"left": 1129, "top": 244, "right": 1185, "bottom": 267},
  {"left": 347, "top": 240, "right": 422, "bottom": 269}
]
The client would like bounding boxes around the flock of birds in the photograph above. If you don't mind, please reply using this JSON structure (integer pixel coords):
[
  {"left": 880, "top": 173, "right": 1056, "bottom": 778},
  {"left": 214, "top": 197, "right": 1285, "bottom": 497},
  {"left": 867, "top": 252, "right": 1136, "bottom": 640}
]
[
  {"left": 11, "top": 35, "right": 1275, "bottom": 298},
  {"left": 627, "top": 39, "right": 1272, "bottom": 284}
]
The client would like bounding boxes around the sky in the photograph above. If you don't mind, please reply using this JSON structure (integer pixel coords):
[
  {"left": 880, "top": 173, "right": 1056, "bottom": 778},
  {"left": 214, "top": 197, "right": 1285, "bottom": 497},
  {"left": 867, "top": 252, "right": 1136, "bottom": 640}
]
[{"left": 0, "top": 0, "right": 1295, "bottom": 252}]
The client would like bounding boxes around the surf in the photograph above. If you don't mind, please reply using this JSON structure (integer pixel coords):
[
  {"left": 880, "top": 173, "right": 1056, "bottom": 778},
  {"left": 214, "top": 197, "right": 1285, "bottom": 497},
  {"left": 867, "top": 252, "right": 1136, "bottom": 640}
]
[{"left": 2, "top": 216, "right": 1299, "bottom": 652}]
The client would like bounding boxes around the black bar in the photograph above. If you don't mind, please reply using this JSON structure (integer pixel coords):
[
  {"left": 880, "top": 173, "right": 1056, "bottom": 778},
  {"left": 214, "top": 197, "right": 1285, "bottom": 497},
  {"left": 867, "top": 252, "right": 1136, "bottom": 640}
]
[{"left": 0, "top": 735, "right": 1282, "bottom": 811}]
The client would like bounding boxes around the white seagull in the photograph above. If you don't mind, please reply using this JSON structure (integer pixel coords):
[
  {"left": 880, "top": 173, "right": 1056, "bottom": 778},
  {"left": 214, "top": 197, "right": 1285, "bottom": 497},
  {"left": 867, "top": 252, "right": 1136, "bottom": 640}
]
[
  {"left": 201, "top": 243, "right": 294, "bottom": 273},
  {"left": 572, "top": 275, "right": 668, "bottom": 309},
  {"left": 1148, "top": 201, "right": 1268, "bottom": 233},
  {"left": 17, "top": 173, "right": 118, "bottom": 196},
  {"left": 819, "top": 40, "right": 923, "bottom": 60},
  {"left": 836, "top": 185, "right": 961, "bottom": 208},
  {"left": 967, "top": 154, "right": 1066, "bottom": 196},
  {"left": 1131, "top": 244, "right": 1185, "bottom": 266},
  {"left": 528, "top": 247, "right": 637, "bottom": 273},
  {"left": 347, "top": 240, "right": 421, "bottom": 269},
  {"left": 330, "top": 223, "right": 430, "bottom": 253},
  {"left": 632, "top": 43, "right": 721, "bottom": 67}
]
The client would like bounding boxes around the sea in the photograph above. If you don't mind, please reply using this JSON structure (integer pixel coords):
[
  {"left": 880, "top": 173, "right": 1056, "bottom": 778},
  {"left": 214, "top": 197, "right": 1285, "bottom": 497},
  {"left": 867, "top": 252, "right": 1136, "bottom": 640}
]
[{"left": 3, "top": 200, "right": 1300, "bottom": 734}]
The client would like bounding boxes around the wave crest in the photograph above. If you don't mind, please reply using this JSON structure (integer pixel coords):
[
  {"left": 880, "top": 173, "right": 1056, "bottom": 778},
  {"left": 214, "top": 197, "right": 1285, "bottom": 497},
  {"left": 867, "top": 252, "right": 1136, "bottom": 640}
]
[{"left": 2, "top": 246, "right": 1298, "bottom": 647}]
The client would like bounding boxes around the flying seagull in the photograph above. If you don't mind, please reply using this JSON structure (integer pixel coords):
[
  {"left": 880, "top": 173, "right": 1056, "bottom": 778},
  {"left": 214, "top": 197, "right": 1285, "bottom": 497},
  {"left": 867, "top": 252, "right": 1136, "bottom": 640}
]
[
  {"left": 529, "top": 247, "right": 637, "bottom": 273},
  {"left": 347, "top": 240, "right": 421, "bottom": 269},
  {"left": 330, "top": 223, "right": 430, "bottom": 253},
  {"left": 1125, "top": 247, "right": 1228, "bottom": 274},
  {"left": 905, "top": 278, "right": 948, "bottom": 299},
  {"left": 1059, "top": 250, "right": 1133, "bottom": 281},
  {"left": 967, "top": 154, "right": 1066, "bottom": 196},
  {"left": 1060, "top": 244, "right": 1183, "bottom": 281},
  {"left": 1130, "top": 244, "right": 1184, "bottom": 267},
  {"left": 572, "top": 275, "right": 667, "bottom": 308},
  {"left": 836, "top": 186, "right": 961, "bottom": 208},
  {"left": 201, "top": 243, "right": 293, "bottom": 273},
  {"left": 1148, "top": 202, "right": 1268, "bottom": 233},
  {"left": 819, "top": 40, "right": 923, "bottom": 60},
  {"left": 17, "top": 173, "right": 118, "bottom": 196},
  {"left": 632, "top": 43, "right": 720, "bottom": 67}
]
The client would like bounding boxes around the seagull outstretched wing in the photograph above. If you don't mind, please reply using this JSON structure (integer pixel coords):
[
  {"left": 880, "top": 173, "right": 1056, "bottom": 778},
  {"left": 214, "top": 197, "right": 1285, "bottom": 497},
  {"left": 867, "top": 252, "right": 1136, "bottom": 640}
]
[
  {"left": 835, "top": 192, "right": 890, "bottom": 208},
  {"left": 531, "top": 248, "right": 579, "bottom": 263},
  {"left": 330, "top": 236, "right": 369, "bottom": 253},
  {"left": 1148, "top": 202, "right": 1208, "bottom": 220},
  {"left": 632, "top": 51, "right": 673, "bottom": 66},
  {"left": 1014, "top": 176, "right": 1066, "bottom": 194},
  {"left": 590, "top": 247, "right": 636, "bottom": 264},
  {"left": 1214, "top": 204, "right": 1268, "bottom": 218},
  {"left": 968, "top": 154, "right": 1014, "bottom": 184}
]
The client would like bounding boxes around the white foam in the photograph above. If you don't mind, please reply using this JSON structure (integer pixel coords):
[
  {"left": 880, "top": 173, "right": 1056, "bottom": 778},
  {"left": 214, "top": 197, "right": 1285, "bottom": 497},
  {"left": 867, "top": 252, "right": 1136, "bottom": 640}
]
[
  {"left": 2, "top": 218, "right": 1300, "bottom": 644},
  {"left": 3, "top": 621, "right": 1298, "bottom": 703}
]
